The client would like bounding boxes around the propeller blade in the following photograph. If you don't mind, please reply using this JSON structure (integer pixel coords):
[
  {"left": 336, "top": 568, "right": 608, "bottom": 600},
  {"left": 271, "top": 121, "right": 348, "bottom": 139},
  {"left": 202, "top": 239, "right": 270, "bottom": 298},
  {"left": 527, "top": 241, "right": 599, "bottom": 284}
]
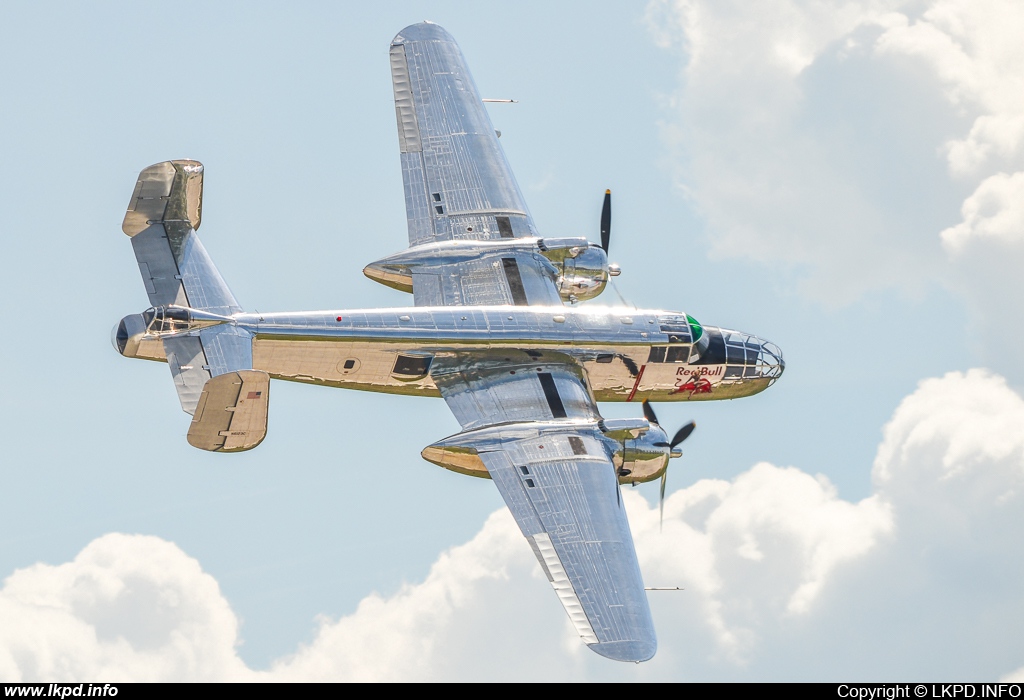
[
  {"left": 659, "top": 469, "right": 667, "bottom": 532},
  {"left": 612, "top": 459, "right": 622, "bottom": 506},
  {"left": 600, "top": 189, "right": 611, "bottom": 253},
  {"left": 642, "top": 399, "right": 659, "bottom": 425},
  {"left": 669, "top": 420, "right": 697, "bottom": 449}
]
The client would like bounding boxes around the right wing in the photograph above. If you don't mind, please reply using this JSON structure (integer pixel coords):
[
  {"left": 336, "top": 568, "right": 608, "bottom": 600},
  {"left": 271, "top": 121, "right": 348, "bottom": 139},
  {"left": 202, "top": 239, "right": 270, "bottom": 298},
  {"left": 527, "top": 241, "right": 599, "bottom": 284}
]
[
  {"left": 478, "top": 440, "right": 656, "bottom": 662},
  {"left": 389, "top": 23, "right": 564, "bottom": 308},
  {"left": 431, "top": 352, "right": 657, "bottom": 661}
]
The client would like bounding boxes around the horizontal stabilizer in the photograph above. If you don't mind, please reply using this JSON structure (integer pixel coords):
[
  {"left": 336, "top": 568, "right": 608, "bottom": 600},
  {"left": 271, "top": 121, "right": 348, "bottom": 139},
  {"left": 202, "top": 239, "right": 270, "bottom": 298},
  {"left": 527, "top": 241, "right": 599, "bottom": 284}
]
[
  {"left": 187, "top": 370, "right": 269, "bottom": 452},
  {"left": 163, "top": 325, "right": 254, "bottom": 415}
]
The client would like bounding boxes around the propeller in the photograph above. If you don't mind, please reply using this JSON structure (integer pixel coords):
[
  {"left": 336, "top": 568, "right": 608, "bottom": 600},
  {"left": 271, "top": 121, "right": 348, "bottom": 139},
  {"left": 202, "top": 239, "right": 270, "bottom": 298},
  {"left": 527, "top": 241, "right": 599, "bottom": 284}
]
[
  {"left": 600, "top": 189, "right": 612, "bottom": 253},
  {"left": 642, "top": 400, "right": 696, "bottom": 530}
]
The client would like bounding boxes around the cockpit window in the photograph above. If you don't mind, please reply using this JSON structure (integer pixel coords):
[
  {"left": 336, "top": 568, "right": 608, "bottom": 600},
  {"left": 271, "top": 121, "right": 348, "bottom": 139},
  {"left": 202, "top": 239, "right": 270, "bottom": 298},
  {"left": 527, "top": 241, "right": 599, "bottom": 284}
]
[{"left": 686, "top": 314, "right": 704, "bottom": 342}]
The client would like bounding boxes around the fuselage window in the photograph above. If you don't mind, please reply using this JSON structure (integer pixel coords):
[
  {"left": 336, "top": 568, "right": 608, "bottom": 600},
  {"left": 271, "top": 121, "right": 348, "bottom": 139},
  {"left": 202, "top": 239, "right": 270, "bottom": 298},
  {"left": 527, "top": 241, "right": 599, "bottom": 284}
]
[
  {"left": 393, "top": 354, "right": 432, "bottom": 376},
  {"left": 496, "top": 216, "right": 514, "bottom": 238},
  {"left": 665, "top": 346, "right": 688, "bottom": 363},
  {"left": 568, "top": 436, "right": 587, "bottom": 455},
  {"left": 745, "top": 344, "right": 761, "bottom": 364},
  {"left": 726, "top": 344, "right": 745, "bottom": 364}
]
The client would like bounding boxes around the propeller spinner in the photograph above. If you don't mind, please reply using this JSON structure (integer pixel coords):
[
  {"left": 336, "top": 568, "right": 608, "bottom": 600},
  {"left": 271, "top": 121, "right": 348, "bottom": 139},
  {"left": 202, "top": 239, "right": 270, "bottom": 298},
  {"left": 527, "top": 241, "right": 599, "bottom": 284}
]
[{"left": 642, "top": 400, "right": 696, "bottom": 530}]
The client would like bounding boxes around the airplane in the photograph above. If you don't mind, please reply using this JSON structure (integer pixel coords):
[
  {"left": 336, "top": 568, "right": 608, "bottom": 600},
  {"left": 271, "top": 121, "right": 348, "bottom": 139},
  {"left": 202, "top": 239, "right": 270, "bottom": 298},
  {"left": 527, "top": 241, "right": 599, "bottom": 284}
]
[{"left": 112, "top": 21, "right": 784, "bottom": 663}]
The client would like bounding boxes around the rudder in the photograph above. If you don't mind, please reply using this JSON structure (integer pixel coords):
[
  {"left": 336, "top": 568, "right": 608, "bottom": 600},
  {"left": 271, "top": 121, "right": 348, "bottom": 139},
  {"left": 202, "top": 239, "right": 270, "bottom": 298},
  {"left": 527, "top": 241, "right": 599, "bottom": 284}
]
[
  {"left": 123, "top": 160, "right": 240, "bottom": 316},
  {"left": 119, "top": 161, "right": 263, "bottom": 437}
]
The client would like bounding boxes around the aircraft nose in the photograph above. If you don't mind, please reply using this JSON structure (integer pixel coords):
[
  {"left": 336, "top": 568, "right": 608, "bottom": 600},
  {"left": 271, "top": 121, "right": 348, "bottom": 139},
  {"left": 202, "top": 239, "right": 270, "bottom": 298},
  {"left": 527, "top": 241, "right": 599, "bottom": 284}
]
[{"left": 756, "top": 338, "right": 785, "bottom": 382}]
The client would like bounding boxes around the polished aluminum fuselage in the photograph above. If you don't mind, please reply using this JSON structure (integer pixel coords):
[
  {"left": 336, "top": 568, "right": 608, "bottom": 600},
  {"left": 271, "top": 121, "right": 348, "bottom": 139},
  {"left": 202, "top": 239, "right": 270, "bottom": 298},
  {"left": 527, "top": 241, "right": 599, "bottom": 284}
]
[{"left": 130, "top": 305, "right": 783, "bottom": 403}]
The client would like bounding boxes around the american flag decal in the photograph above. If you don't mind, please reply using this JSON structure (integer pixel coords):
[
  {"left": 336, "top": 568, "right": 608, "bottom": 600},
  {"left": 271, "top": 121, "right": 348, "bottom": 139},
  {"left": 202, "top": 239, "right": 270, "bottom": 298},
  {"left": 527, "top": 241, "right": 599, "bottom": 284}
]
[{"left": 246, "top": 391, "right": 262, "bottom": 400}]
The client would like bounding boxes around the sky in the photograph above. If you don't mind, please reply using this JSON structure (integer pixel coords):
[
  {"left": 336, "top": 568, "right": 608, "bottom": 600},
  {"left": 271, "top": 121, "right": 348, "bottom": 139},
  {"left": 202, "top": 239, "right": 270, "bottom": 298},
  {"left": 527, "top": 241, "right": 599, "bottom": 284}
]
[{"left": 1, "top": 0, "right": 1023, "bottom": 682}]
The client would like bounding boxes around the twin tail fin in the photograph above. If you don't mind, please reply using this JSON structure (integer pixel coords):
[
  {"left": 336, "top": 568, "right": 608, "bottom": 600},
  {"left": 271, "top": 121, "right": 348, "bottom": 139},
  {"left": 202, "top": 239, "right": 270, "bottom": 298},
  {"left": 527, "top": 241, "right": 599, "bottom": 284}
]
[{"left": 117, "top": 160, "right": 268, "bottom": 452}]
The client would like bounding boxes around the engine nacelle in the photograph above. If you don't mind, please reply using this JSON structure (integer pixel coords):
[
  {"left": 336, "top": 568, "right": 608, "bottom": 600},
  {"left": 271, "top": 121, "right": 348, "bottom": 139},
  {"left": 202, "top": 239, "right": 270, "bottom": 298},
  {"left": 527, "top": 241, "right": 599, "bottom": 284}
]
[
  {"left": 609, "top": 430, "right": 671, "bottom": 485},
  {"left": 538, "top": 240, "right": 613, "bottom": 303},
  {"left": 364, "top": 237, "right": 618, "bottom": 304},
  {"left": 420, "top": 418, "right": 671, "bottom": 484},
  {"left": 597, "top": 418, "right": 670, "bottom": 484}
]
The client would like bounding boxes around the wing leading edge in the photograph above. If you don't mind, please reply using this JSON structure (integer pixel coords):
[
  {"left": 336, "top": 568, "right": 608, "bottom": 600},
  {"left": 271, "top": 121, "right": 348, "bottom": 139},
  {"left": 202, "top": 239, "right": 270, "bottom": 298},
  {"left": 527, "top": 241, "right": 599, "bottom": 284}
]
[{"left": 432, "top": 354, "right": 657, "bottom": 662}]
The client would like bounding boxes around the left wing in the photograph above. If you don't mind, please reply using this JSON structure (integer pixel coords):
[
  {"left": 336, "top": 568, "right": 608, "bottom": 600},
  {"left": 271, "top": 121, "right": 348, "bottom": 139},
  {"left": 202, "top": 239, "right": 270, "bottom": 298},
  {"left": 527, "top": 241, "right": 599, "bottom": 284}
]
[
  {"left": 431, "top": 352, "right": 656, "bottom": 662},
  {"left": 387, "top": 23, "right": 564, "bottom": 307},
  {"left": 390, "top": 22, "right": 535, "bottom": 248}
]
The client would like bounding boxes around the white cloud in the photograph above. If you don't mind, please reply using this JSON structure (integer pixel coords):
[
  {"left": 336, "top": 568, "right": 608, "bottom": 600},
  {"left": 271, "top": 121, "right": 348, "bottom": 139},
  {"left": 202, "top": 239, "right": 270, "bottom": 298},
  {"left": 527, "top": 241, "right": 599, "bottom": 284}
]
[
  {"left": 646, "top": 0, "right": 1024, "bottom": 311},
  {"left": 629, "top": 464, "right": 892, "bottom": 663},
  {"left": 940, "top": 172, "right": 1024, "bottom": 252},
  {"left": 935, "top": 170, "right": 1024, "bottom": 382},
  {"left": 1003, "top": 667, "right": 1024, "bottom": 682},
  {"left": 874, "top": 0, "right": 1024, "bottom": 177},
  {"left": 874, "top": 3, "right": 1024, "bottom": 378},
  {"left": 874, "top": 368, "right": 1024, "bottom": 486},
  {"left": 0, "top": 534, "right": 253, "bottom": 682},
  {"left": 4, "top": 369, "right": 1024, "bottom": 680},
  {"left": 645, "top": 0, "right": 960, "bottom": 302},
  {"left": 267, "top": 508, "right": 547, "bottom": 682}
]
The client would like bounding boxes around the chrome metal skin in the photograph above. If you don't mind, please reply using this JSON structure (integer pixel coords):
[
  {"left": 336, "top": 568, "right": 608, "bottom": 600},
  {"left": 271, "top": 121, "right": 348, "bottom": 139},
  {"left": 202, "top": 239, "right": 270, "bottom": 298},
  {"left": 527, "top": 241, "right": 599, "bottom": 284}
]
[
  {"left": 113, "top": 21, "right": 787, "bottom": 665},
  {"left": 549, "top": 244, "right": 610, "bottom": 302},
  {"left": 245, "top": 307, "right": 782, "bottom": 401},
  {"left": 117, "top": 303, "right": 783, "bottom": 465},
  {"left": 116, "top": 305, "right": 782, "bottom": 400},
  {"left": 364, "top": 236, "right": 612, "bottom": 303},
  {"left": 421, "top": 417, "right": 670, "bottom": 484},
  {"left": 364, "top": 237, "right": 613, "bottom": 305}
]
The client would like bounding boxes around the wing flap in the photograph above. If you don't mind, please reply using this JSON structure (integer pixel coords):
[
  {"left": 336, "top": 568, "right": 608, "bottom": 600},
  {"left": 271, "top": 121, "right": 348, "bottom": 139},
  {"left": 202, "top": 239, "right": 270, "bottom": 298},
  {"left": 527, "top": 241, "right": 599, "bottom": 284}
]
[{"left": 528, "top": 532, "right": 599, "bottom": 644}]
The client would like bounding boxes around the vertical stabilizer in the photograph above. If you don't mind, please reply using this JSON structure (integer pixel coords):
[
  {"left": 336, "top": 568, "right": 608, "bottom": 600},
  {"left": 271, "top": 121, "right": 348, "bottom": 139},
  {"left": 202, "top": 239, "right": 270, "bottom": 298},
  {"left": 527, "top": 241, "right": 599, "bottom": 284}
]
[
  {"left": 123, "top": 160, "right": 240, "bottom": 316},
  {"left": 120, "top": 161, "right": 259, "bottom": 427}
]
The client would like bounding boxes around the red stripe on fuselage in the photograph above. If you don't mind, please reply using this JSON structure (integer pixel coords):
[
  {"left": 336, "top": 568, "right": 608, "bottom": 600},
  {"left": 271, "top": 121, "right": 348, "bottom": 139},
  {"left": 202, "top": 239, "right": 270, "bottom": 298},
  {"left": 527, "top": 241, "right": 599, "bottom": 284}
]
[{"left": 626, "top": 364, "right": 647, "bottom": 402}]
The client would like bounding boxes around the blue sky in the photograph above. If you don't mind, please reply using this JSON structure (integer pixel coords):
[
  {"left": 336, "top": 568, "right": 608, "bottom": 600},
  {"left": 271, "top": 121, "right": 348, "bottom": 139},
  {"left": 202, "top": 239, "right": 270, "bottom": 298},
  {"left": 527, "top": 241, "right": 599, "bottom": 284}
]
[{"left": 2, "top": 0, "right": 1023, "bottom": 681}]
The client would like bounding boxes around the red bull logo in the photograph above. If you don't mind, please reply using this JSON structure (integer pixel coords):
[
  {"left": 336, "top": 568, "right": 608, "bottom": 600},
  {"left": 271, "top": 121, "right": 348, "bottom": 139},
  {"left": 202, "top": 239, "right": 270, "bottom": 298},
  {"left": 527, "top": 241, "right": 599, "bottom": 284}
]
[
  {"left": 676, "top": 367, "right": 723, "bottom": 378},
  {"left": 672, "top": 375, "right": 713, "bottom": 396}
]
